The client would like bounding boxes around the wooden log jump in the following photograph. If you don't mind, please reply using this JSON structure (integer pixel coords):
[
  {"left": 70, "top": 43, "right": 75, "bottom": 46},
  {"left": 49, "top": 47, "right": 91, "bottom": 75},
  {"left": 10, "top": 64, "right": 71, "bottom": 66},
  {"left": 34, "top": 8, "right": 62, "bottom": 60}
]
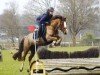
[{"left": 41, "top": 58, "right": 100, "bottom": 75}]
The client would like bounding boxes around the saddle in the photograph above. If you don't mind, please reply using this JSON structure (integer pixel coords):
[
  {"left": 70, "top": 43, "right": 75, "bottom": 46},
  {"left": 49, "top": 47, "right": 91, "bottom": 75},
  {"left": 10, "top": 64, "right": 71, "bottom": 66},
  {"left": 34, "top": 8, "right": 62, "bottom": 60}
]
[
  {"left": 39, "top": 25, "right": 47, "bottom": 43},
  {"left": 33, "top": 25, "right": 47, "bottom": 43},
  {"left": 33, "top": 23, "right": 53, "bottom": 45}
]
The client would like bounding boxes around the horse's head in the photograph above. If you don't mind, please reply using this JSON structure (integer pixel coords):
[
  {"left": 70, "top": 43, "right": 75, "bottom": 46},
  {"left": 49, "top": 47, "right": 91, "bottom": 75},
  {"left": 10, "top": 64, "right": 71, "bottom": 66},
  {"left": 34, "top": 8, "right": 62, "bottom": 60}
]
[
  {"left": 59, "top": 17, "right": 68, "bottom": 34},
  {"left": 51, "top": 15, "right": 68, "bottom": 35}
]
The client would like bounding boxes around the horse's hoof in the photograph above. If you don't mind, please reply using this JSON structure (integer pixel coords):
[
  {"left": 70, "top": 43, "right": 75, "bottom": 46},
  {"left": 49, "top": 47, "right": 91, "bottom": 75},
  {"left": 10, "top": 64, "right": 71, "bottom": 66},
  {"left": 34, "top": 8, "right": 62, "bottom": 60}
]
[
  {"left": 57, "top": 44, "right": 60, "bottom": 46},
  {"left": 18, "top": 59, "right": 22, "bottom": 61},
  {"left": 20, "top": 69, "right": 23, "bottom": 72},
  {"left": 27, "top": 69, "right": 30, "bottom": 72},
  {"left": 54, "top": 42, "right": 60, "bottom": 46},
  {"left": 12, "top": 56, "right": 17, "bottom": 60},
  {"left": 20, "top": 68, "right": 23, "bottom": 72}
]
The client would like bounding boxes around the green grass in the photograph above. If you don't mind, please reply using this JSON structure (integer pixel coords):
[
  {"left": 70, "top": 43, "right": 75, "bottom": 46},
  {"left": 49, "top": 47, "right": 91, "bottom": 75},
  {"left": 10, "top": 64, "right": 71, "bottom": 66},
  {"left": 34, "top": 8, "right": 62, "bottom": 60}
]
[
  {"left": 0, "top": 46, "right": 93, "bottom": 75},
  {"left": 0, "top": 50, "right": 29, "bottom": 75},
  {"left": 49, "top": 46, "right": 93, "bottom": 52}
]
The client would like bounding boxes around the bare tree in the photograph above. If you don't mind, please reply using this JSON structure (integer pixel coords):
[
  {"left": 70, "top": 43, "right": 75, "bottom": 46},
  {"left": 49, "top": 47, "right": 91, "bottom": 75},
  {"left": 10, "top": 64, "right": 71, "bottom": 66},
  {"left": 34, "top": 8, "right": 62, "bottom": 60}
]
[
  {"left": 58, "top": 0, "right": 99, "bottom": 46},
  {"left": 23, "top": 0, "right": 55, "bottom": 26},
  {"left": 1, "top": 2, "right": 21, "bottom": 44}
]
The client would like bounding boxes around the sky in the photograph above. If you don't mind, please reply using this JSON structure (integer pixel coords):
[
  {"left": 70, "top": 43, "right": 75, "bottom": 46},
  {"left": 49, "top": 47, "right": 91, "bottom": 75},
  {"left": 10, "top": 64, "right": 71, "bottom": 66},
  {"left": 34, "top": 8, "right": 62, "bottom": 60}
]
[
  {"left": 0, "top": 0, "right": 100, "bottom": 15},
  {"left": 0, "top": 0, "right": 59, "bottom": 15},
  {"left": 0, "top": 0, "right": 29, "bottom": 14}
]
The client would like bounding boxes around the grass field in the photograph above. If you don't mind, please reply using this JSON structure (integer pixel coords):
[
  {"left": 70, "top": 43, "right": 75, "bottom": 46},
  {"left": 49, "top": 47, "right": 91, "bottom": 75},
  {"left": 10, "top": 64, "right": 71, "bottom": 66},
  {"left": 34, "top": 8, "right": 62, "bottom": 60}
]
[
  {"left": 48, "top": 46, "right": 93, "bottom": 52},
  {"left": 0, "top": 46, "right": 94, "bottom": 75}
]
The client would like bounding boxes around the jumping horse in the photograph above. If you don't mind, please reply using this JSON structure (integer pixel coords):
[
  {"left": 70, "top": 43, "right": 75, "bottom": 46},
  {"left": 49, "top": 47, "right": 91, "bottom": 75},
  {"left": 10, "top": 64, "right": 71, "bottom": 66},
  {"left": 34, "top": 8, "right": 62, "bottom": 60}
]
[{"left": 13, "top": 15, "right": 68, "bottom": 71}]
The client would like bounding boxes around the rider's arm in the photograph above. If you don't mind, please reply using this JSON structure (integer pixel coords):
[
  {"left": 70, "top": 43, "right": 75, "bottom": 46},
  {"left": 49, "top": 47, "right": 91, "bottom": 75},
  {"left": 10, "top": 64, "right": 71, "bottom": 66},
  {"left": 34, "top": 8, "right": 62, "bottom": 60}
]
[{"left": 39, "top": 14, "right": 47, "bottom": 24}]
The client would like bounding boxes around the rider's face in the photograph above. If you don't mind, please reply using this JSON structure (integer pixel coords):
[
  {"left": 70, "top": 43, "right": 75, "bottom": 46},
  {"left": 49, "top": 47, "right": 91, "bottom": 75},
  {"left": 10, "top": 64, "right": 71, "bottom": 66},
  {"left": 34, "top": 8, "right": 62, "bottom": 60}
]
[{"left": 49, "top": 11, "right": 53, "bottom": 15}]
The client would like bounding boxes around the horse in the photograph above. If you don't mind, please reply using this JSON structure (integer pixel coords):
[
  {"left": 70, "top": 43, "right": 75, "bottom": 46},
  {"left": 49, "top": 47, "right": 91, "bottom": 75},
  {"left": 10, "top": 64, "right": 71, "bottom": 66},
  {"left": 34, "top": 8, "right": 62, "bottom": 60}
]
[{"left": 13, "top": 15, "right": 68, "bottom": 71}]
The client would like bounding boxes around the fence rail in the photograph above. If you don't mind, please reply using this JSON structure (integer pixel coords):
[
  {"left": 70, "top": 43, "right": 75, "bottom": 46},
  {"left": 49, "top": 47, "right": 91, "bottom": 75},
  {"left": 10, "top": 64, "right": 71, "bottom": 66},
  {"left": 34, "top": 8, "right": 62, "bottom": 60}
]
[{"left": 41, "top": 58, "right": 100, "bottom": 75}]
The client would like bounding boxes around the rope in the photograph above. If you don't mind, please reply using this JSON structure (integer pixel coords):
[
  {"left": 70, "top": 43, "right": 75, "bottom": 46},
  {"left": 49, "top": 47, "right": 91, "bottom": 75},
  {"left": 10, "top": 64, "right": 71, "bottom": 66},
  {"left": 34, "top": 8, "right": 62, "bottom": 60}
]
[
  {"left": 34, "top": 28, "right": 39, "bottom": 60},
  {"left": 46, "top": 66, "right": 100, "bottom": 73},
  {"left": 33, "top": 29, "right": 39, "bottom": 75}
]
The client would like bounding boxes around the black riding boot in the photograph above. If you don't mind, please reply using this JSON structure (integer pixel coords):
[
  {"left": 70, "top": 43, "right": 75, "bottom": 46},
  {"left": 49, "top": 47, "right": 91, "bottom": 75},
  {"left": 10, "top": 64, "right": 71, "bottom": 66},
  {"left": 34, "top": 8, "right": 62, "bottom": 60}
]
[
  {"left": 33, "top": 29, "right": 38, "bottom": 41},
  {"left": 38, "top": 25, "right": 42, "bottom": 38}
]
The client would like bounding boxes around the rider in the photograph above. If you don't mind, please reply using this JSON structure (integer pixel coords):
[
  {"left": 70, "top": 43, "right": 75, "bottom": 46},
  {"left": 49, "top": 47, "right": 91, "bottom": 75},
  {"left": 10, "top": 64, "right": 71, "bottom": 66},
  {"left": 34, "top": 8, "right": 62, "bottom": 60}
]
[{"left": 35, "top": 7, "right": 54, "bottom": 41}]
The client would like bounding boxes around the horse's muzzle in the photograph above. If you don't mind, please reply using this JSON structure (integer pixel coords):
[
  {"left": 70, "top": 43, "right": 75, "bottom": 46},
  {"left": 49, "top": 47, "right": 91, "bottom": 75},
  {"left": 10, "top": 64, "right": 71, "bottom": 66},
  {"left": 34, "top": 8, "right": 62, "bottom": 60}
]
[{"left": 64, "top": 31, "right": 67, "bottom": 34}]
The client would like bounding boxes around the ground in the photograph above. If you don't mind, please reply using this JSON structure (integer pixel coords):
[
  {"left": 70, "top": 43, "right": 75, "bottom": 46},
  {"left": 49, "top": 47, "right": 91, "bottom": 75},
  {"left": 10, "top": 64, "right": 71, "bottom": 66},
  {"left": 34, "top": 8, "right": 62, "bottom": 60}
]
[{"left": 0, "top": 46, "right": 98, "bottom": 75}]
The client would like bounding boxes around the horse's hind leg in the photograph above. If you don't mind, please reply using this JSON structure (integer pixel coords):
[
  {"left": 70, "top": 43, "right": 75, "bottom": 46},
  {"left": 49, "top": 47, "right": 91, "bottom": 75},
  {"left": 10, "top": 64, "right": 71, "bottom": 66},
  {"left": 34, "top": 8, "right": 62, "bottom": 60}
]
[
  {"left": 20, "top": 47, "right": 30, "bottom": 72},
  {"left": 26, "top": 46, "right": 35, "bottom": 72},
  {"left": 20, "top": 40, "right": 30, "bottom": 72},
  {"left": 29, "top": 46, "right": 35, "bottom": 64}
]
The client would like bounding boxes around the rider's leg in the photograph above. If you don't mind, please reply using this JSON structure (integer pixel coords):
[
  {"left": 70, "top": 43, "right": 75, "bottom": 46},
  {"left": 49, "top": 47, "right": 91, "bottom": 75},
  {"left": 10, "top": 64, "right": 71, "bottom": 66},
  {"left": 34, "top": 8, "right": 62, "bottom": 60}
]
[
  {"left": 34, "top": 28, "right": 39, "bottom": 41},
  {"left": 41, "top": 24, "right": 45, "bottom": 36},
  {"left": 38, "top": 25, "right": 42, "bottom": 38}
]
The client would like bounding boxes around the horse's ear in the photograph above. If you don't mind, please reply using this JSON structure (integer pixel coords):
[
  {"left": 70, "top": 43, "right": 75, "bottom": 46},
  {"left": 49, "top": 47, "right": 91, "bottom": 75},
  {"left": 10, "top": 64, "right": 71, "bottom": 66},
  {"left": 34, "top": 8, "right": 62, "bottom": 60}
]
[
  {"left": 64, "top": 18, "right": 66, "bottom": 21},
  {"left": 61, "top": 16, "right": 66, "bottom": 21},
  {"left": 62, "top": 17, "right": 66, "bottom": 21}
]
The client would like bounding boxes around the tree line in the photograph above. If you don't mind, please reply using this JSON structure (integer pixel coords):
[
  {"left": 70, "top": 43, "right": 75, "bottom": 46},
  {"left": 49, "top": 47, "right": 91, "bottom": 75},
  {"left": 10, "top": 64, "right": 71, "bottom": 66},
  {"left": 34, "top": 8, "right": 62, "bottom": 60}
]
[{"left": 0, "top": 0, "right": 99, "bottom": 46}]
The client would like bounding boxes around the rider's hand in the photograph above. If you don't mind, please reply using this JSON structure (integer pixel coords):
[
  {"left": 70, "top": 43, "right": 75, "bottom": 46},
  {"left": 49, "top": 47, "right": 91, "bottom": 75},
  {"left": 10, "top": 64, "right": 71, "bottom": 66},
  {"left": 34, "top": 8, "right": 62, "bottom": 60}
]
[{"left": 45, "top": 22, "right": 49, "bottom": 25}]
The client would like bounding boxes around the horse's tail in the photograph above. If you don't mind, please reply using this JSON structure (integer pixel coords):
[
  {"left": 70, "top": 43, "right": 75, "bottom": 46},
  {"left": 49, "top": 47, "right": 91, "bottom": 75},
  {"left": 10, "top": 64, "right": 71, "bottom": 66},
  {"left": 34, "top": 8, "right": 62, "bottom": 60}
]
[{"left": 13, "top": 38, "right": 24, "bottom": 61}]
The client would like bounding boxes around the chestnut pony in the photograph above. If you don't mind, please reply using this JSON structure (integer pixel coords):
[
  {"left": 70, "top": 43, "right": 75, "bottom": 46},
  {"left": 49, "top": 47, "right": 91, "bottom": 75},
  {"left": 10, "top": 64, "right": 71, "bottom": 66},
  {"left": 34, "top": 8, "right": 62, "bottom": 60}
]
[{"left": 13, "top": 15, "right": 68, "bottom": 71}]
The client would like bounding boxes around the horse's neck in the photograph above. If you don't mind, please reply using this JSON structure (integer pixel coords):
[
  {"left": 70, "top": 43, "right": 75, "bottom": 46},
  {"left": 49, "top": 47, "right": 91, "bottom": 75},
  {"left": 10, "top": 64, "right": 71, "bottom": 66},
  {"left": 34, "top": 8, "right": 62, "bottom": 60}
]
[
  {"left": 46, "top": 25, "right": 54, "bottom": 30},
  {"left": 50, "top": 19, "right": 61, "bottom": 29},
  {"left": 46, "top": 19, "right": 61, "bottom": 33},
  {"left": 46, "top": 24, "right": 59, "bottom": 34}
]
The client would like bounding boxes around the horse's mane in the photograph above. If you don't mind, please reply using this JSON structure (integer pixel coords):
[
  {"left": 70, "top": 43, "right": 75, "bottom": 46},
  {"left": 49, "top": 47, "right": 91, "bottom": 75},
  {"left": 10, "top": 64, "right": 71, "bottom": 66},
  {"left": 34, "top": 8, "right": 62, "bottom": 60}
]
[{"left": 52, "top": 15, "right": 66, "bottom": 21}]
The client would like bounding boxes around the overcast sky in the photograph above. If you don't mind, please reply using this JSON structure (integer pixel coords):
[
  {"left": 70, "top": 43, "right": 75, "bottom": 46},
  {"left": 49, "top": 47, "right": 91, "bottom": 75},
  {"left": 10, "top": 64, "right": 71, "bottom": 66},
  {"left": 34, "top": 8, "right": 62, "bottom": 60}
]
[
  {"left": 0, "top": 0, "right": 100, "bottom": 15},
  {"left": 0, "top": 0, "right": 29, "bottom": 14}
]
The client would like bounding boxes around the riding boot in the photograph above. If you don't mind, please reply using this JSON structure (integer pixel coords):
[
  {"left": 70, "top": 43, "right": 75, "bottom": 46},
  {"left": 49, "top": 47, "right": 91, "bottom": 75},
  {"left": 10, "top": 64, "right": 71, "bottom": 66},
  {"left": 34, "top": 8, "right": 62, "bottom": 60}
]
[
  {"left": 42, "top": 25, "right": 46, "bottom": 36},
  {"left": 35, "top": 30, "right": 39, "bottom": 41},
  {"left": 38, "top": 25, "right": 42, "bottom": 38},
  {"left": 33, "top": 28, "right": 39, "bottom": 42}
]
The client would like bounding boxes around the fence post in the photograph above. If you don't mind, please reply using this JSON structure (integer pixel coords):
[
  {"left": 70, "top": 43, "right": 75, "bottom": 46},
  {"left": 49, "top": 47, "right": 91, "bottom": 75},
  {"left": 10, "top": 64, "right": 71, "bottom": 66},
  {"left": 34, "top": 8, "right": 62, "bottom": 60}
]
[{"left": 0, "top": 49, "right": 3, "bottom": 61}]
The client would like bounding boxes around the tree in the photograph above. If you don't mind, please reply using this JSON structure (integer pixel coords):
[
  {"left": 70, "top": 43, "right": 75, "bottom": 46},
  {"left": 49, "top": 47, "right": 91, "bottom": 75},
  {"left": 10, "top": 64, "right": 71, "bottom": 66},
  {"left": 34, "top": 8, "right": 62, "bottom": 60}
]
[
  {"left": 80, "top": 33, "right": 95, "bottom": 46},
  {"left": 23, "top": 0, "right": 55, "bottom": 26},
  {"left": 58, "top": 0, "right": 99, "bottom": 46},
  {"left": 1, "top": 2, "right": 21, "bottom": 44}
]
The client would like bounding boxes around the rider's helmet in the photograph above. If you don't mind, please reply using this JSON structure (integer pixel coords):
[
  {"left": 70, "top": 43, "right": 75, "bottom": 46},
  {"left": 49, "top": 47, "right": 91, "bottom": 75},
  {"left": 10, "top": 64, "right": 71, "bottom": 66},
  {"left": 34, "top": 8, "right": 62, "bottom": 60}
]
[
  {"left": 47, "top": 7, "right": 54, "bottom": 15},
  {"left": 48, "top": 7, "right": 54, "bottom": 12}
]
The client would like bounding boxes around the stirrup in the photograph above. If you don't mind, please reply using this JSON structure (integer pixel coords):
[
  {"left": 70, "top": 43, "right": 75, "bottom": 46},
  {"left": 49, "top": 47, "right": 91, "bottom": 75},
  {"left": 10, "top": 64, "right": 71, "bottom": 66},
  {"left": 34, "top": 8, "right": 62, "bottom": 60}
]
[
  {"left": 35, "top": 38, "right": 39, "bottom": 42},
  {"left": 35, "top": 39, "right": 39, "bottom": 42}
]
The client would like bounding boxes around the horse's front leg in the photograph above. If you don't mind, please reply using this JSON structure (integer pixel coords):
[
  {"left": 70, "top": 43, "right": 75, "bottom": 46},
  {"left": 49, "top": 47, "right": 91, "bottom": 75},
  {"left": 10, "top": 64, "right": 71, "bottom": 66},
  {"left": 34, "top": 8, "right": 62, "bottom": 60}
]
[
  {"left": 47, "top": 35, "right": 58, "bottom": 41},
  {"left": 55, "top": 36, "right": 62, "bottom": 46},
  {"left": 52, "top": 36, "right": 62, "bottom": 46}
]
